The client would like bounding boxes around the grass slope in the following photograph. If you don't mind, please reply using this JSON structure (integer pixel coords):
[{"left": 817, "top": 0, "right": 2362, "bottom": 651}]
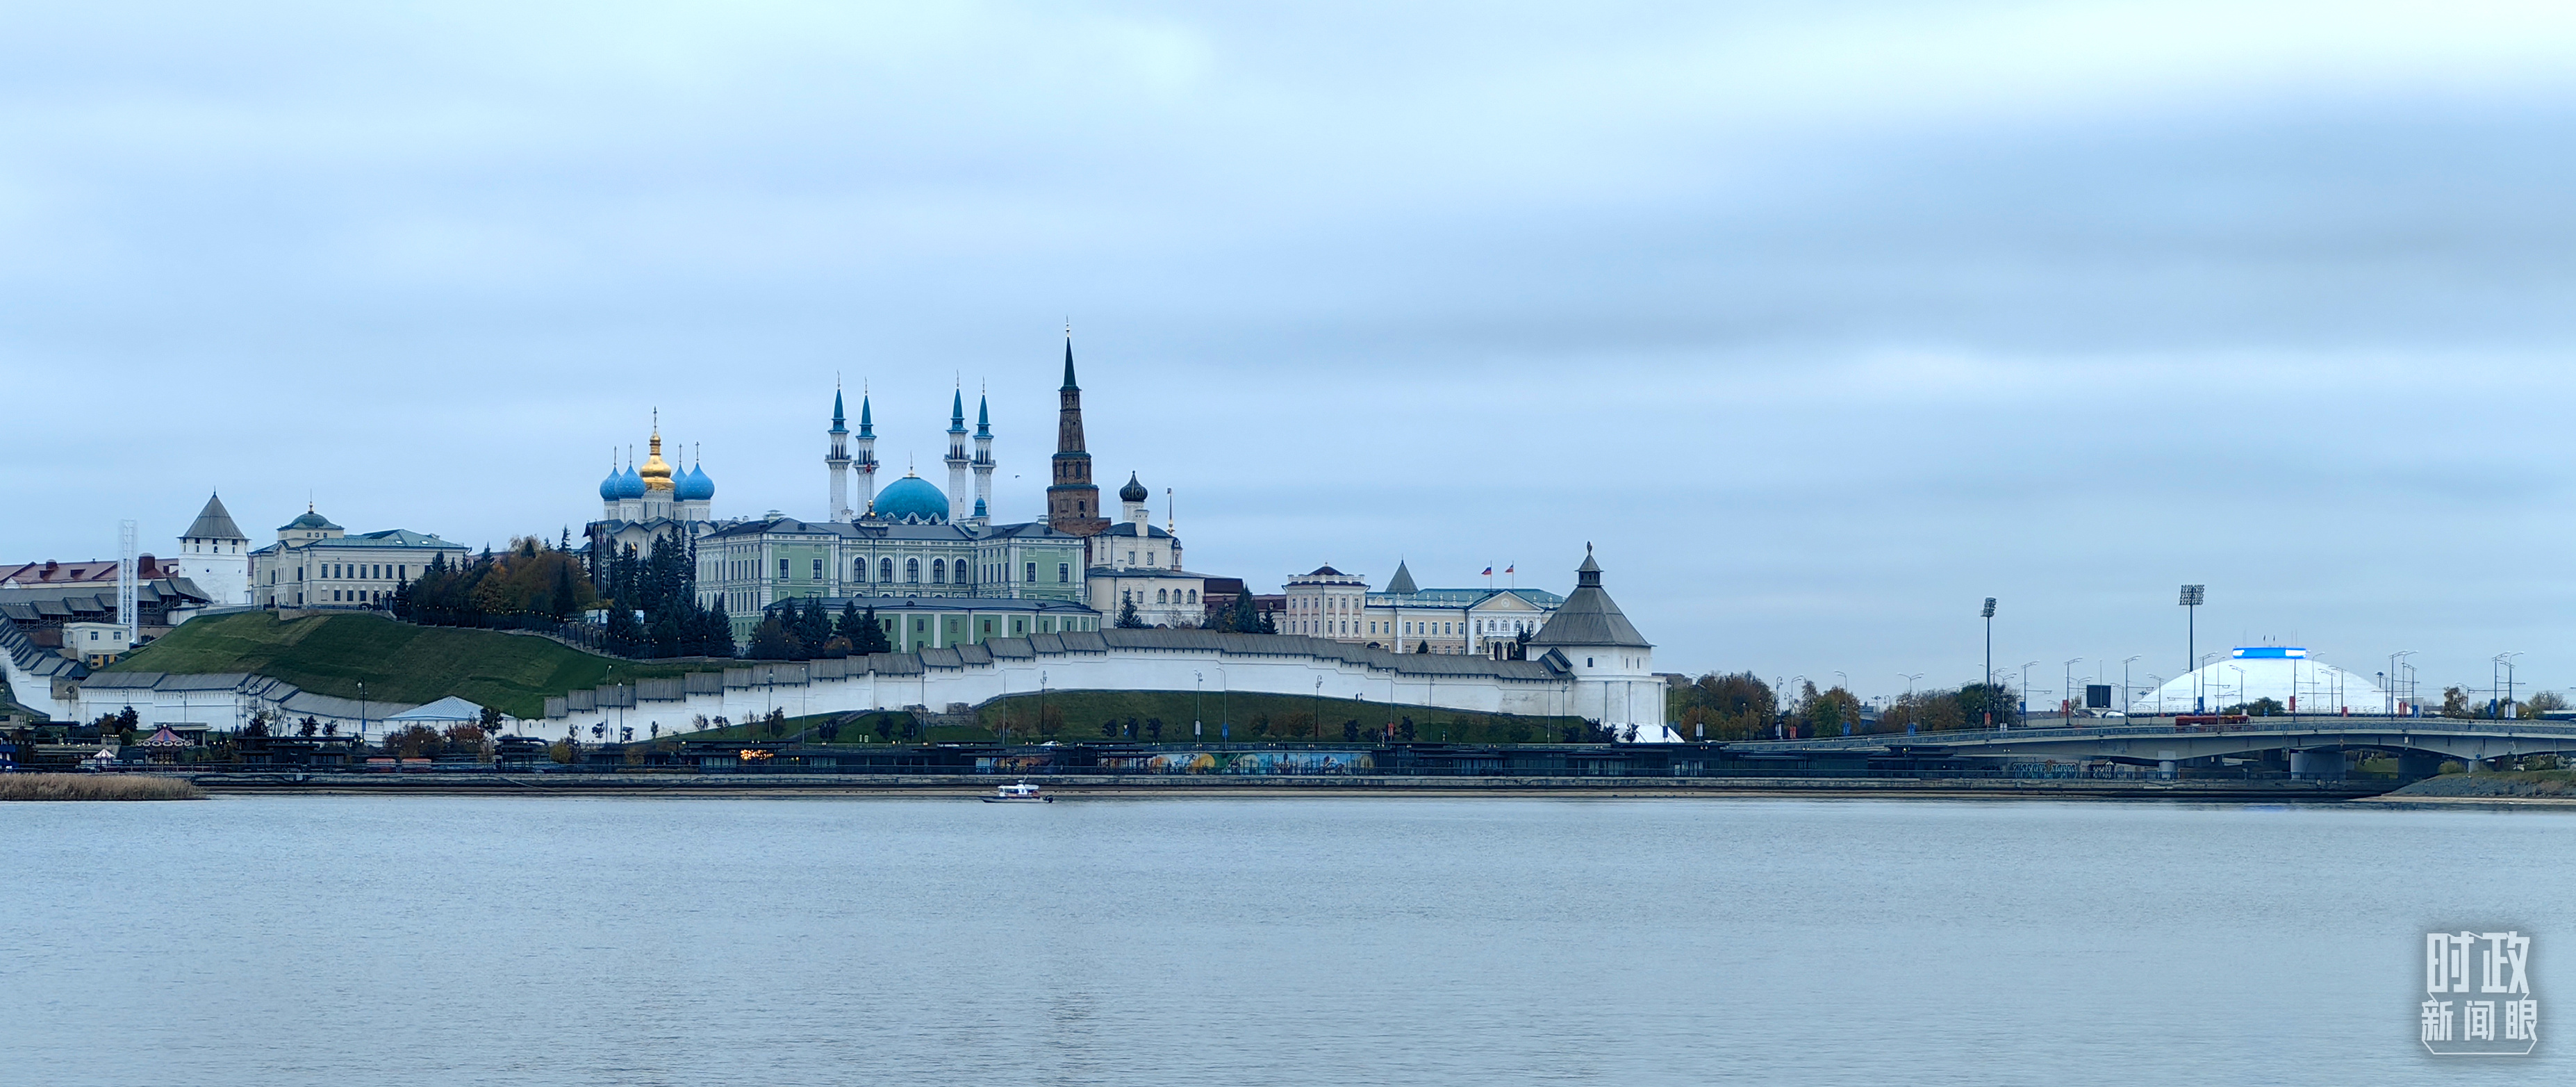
[{"left": 106, "top": 612, "right": 702, "bottom": 719}]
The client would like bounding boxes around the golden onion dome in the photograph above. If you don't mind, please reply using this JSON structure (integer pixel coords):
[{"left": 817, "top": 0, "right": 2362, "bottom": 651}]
[{"left": 640, "top": 432, "right": 675, "bottom": 491}]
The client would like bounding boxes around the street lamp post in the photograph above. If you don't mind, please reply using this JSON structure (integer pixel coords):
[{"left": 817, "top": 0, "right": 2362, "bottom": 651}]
[
  {"left": 1833, "top": 671, "right": 1848, "bottom": 735},
  {"left": 1899, "top": 673, "right": 1922, "bottom": 735},
  {"left": 2018, "top": 662, "right": 2038, "bottom": 727},
  {"left": 2122, "top": 655, "right": 2140, "bottom": 719},
  {"left": 2063, "top": 658, "right": 2083, "bottom": 720},
  {"left": 1194, "top": 670, "right": 1203, "bottom": 742},
  {"left": 2500, "top": 651, "right": 2524, "bottom": 719}
]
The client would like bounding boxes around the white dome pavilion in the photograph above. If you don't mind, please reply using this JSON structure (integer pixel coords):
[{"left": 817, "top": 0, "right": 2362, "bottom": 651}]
[{"left": 2129, "top": 647, "right": 2397, "bottom": 716}]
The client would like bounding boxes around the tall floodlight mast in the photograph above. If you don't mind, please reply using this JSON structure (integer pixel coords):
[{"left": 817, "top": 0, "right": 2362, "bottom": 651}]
[{"left": 1981, "top": 597, "right": 1997, "bottom": 729}]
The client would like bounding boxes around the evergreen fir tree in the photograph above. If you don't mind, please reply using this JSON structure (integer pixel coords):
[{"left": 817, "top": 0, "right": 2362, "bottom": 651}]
[{"left": 854, "top": 605, "right": 891, "bottom": 655}]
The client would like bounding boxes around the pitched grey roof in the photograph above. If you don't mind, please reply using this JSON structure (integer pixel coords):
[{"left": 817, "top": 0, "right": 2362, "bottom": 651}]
[
  {"left": 183, "top": 494, "right": 247, "bottom": 541},
  {"left": 1526, "top": 550, "right": 1651, "bottom": 649},
  {"left": 1384, "top": 561, "right": 1418, "bottom": 595}
]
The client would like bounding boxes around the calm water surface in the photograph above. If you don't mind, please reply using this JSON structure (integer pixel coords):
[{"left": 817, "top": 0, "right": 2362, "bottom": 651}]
[{"left": 3, "top": 795, "right": 2570, "bottom": 1086}]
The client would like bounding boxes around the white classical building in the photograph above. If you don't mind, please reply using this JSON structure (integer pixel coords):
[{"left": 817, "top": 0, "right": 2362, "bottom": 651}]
[
  {"left": 1283, "top": 560, "right": 1562, "bottom": 657},
  {"left": 169, "top": 493, "right": 252, "bottom": 607},
  {"left": 1087, "top": 472, "right": 1208, "bottom": 628},
  {"left": 2129, "top": 647, "right": 2397, "bottom": 716},
  {"left": 251, "top": 506, "right": 470, "bottom": 610}
]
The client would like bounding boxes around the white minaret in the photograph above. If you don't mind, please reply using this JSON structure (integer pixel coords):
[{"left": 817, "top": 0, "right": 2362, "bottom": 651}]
[
  {"left": 826, "top": 386, "right": 853, "bottom": 522},
  {"left": 944, "top": 384, "right": 971, "bottom": 523},
  {"left": 854, "top": 385, "right": 878, "bottom": 518},
  {"left": 175, "top": 492, "right": 251, "bottom": 606},
  {"left": 971, "top": 386, "right": 996, "bottom": 528}
]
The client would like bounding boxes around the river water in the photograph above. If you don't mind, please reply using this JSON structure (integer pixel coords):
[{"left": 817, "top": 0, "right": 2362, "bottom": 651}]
[{"left": 3, "top": 795, "right": 2570, "bottom": 1086}]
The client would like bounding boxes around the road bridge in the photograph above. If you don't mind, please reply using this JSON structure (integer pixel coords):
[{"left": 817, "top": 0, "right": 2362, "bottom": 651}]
[{"left": 1726, "top": 717, "right": 2576, "bottom": 778}]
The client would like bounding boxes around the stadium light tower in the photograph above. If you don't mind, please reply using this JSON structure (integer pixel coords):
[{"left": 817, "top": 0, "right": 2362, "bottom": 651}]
[
  {"left": 2179, "top": 585, "right": 2205, "bottom": 679},
  {"left": 1981, "top": 597, "right": 1997, "bottom": 728}
]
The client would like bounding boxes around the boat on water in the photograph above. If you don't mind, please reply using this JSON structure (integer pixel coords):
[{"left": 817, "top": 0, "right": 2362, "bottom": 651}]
[{"left": 982, "top": 782, "right": 1054, "bottom": 803}]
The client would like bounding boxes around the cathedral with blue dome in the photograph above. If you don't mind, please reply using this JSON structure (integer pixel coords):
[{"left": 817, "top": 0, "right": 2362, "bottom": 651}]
[{"left": 586, "top": 418, "right": 726, "bottom": 571}]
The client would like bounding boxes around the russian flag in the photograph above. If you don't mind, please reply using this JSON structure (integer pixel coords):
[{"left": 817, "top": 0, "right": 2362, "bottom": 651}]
[{"left": 1481, "top": 566, "right": 1493, "bottom": 575}]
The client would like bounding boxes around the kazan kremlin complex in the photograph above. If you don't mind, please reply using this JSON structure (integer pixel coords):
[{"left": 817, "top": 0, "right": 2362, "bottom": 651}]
[{"left": 1, "top": 338, "right": 1676, "bottom": 741}]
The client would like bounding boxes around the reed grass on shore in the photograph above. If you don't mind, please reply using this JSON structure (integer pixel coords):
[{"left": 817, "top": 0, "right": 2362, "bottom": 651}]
[{"left": 0, "top": 774, "right": 206, "bottom": 801}]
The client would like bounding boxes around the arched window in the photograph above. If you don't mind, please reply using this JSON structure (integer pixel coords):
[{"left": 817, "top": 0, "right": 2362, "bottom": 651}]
[
  {"left": 906, "top": 558, "right": 920, "bottom": 582},
  {"left": 1188, "top": 590, "right": 1198, "bottom": 604},
  {"left": 932, "top": 559, "right": 946, "bottom": 584},
  {"left": 1156, "top": 589, "right": 1167, "bottom": 604},
  {"left": 855, "top": 558, "right": 866, "bottom": 580},
  {"left": 880, "top": 557, "right": 893, "bottom": 582}
]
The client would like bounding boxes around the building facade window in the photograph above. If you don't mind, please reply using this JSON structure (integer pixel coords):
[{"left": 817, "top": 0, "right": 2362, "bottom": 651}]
[
  {"left": 907, "top": 558, "right": 920, "bottom": 582},
  {"left": 812, "top": 558, "right": 824, "bottom": 580},
  {"left": 1058, "top": 563, "right": 1070, "bottom": 582},
  {"left": 777, "top": 558, "right": 790, "bottom": 580},
  {"left": 880, "top": 557, "right": 894, "bottom": 582},
  {"left": 932, "top": 559, "right": 946, "bottom": 584}
]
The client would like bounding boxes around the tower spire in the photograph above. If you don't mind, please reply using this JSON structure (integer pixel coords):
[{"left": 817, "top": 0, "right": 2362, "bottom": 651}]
[
  {"left": 945, "top": 379, "right": 972, "bottom": 523},
  {"left": 1047, "top": 325, "right": 1106, "bottom": 537}
]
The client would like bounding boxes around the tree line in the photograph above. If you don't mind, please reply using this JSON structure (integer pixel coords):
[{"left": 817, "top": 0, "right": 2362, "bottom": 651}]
[
  {"left": 392, "top": 531, "right": 734, "bottom": 660},
  {"left": 745, "top": 598, "right": 895, "bottom": 660},
  {"left": 1669, "top": 673, "right": 2022, "bottom": 740}
]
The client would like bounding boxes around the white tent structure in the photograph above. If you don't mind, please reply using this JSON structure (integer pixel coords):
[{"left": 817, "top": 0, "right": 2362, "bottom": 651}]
[
  {"left": 2130, "top": 647, "right": 2398, "bottom": 717},
  {"left": 383, "top": 696, "right": 485, "bottom": 726}
]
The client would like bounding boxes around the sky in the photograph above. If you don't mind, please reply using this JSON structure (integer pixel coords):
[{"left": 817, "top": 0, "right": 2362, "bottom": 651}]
[{"left": 3, "top": 1, "right": 2573, "bottom": 708}]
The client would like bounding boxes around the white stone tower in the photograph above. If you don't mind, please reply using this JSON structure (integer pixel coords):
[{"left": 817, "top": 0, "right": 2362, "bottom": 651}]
[
  {"left": 175, "top": 493, "right": 251, "bottom": 605},
  {"left": 1526, "top": 545, "right": 1669, "bottom": 741},
  {"left": 971, "top": 387, "right": 996, "bottom": 529},
  {"left": 944, "top": 384, "right": 971, "bottom": 524},
  {"left": 825, "top": 386, "right": 853, "bottom": 522}
]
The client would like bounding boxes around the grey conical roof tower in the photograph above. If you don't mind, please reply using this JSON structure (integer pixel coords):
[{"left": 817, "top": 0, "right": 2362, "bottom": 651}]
[
  {"left": 1384, "top": 560, "right": 1417, "bottom": 596},
  {"left": 1527, "top": 544, "right": 1650, "bottom": 648},
  {"left": 183, "top": 493, "right": 246, "bottom": 541}
]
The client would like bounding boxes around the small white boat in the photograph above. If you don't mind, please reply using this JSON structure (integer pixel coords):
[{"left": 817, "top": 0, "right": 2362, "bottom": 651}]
[{"left": 982, "top": 781, "right": 1053, "bottom": 803}]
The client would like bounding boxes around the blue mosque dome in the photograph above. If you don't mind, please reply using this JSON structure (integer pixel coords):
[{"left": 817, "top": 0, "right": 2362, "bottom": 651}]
[
  {"left": 676, "top": 463, "right": 715, "bottom": 501},
  {"left": 615, "top": 465, "right": 646, "bottom": 500},
  {"left": 873, "top": 473, "right": 948, "bottom": 524}
]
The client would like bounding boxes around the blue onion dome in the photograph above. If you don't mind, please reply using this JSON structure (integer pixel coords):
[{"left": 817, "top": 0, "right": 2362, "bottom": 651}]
[
  {"left": 599, "top": 467, "right": 622, "bottom": 501},
  {"left": 1118, "top": 472, "right": 1148, "bottom": 502},
  {"left": 677, "top": 463, "right": 715, "bottom": 501},
  {"left": 874, "top": 473, "right": 948, "bottom": 524},
  {"left": 616, "top": 464, "right": 646, "bottom": 499}
]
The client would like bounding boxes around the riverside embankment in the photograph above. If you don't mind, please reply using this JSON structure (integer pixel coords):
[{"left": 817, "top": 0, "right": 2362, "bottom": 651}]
[{"left": 176, "top": 771, "right": 2395, "bottom": 800}]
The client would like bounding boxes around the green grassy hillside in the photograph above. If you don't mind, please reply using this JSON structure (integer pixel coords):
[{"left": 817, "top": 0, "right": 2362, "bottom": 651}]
[{"left": 106, "top": 612, "right": 703, "bottom": 719}]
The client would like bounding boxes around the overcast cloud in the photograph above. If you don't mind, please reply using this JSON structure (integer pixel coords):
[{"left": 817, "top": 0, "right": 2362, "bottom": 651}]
[{"left": 4, "top": 1, "right": 2573, "bottom": 705}]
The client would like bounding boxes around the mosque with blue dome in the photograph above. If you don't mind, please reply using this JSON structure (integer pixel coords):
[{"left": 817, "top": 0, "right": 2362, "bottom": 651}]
[{"left": 585, "top": 339, "right": 1142, "bottom": 649}]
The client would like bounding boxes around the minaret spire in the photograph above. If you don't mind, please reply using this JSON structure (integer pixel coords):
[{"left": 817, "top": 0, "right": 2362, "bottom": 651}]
[
  {"left": 944, "top": 379, "right": 972, "bottom": 524},
  {"left": 971, "top": 380, "right": 996, "bottom": 529},
  {"left": 825, "top": 382, "right": 854, "bottom": 522},
  {"left": 854, "top": 379, "right": 877, "bottom": 518}
]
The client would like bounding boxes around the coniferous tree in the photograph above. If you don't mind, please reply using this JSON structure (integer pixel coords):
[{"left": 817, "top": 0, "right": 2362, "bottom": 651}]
[
  {"left": 853, "top": 605, "right": 891, "bottom": 655},
  {"left": 794, "top": 597, "right": 833, "bottom": 653}
]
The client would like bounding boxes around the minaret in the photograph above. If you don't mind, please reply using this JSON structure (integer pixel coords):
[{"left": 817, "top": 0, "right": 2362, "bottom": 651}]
[
  {"left": 855, "top": 384, "right": 878, "bottom": 518},
  {"left": 945, "top": 384, "right": 971, "bottom": 524},
  {"left": 826, "top": 386, "right": 852, "bottom": 522},
  {"left": 971, "top": 386, "right": 996, "bottom": 528},
  {"left": 1046, "top": 329, "right": 1109, "bottom": 537}
]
